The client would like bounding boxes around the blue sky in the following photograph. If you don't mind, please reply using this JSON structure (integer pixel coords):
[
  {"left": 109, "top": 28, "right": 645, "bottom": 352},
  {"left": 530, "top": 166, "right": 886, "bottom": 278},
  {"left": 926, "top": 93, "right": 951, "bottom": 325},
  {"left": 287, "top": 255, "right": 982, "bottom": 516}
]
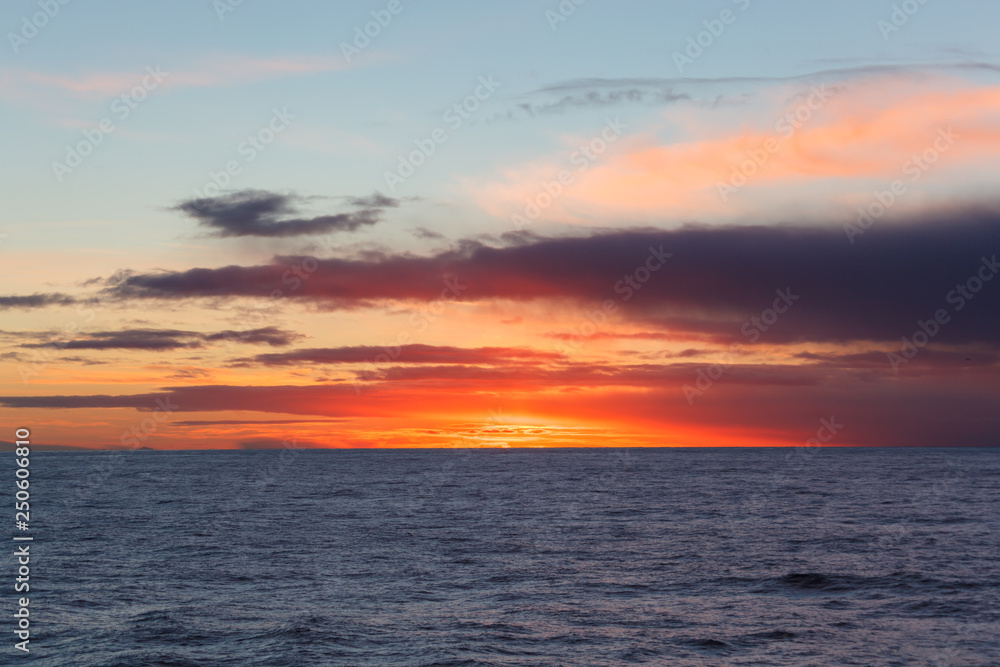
[{"left": 3, "top": 0, "right": 999, "bottom": 257}]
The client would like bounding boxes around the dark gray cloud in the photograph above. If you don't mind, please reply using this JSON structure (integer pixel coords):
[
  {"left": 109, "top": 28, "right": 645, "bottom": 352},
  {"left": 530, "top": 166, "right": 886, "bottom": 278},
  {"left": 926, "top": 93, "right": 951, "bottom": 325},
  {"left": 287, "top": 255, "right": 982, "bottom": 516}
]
[
  {"left": 176, "top": 190, "right": 394, "bottom": 238},
  {"left": 20, "top": 326, "right": 300, "bottom": 351},
  {"left": 104, "top": 208, "right": 1000, "bottom": 346},
  {"left": 492, "top": 61, "right": 1000, "bottom": 120},
  {"left": 0, "top": 293, "right": 75, "bottom": 310},
  {"left": 503, "top": 89, "right": 690, "bottom": 118},
  {"left": 411, "top": 227, "right": 445, "bottom": 240},
  {"left": 242, "top": 344, "right": 566, "bottom": 367},
  {"left": 532, "top": 62, "right": 1000, "bottom": 95},
  {"left": 346, "top": 192, "right": 399, "bottom": 208},
  {"left": 793, "top": 349, "right": 999, "bottom": 369},
  {"left": 203, "top": 327, "right": 301, "bottom": 346},
  {"left": 22, "top": 329, "right": 199, "bottom": 351}
]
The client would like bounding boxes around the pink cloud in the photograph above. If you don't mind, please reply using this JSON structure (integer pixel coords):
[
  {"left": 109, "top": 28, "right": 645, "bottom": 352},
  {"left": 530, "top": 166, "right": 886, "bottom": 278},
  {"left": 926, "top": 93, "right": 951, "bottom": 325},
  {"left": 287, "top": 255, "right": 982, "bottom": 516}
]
[
  {"left": 467, "top": 75, "right": 1000, "bottom": 225},
  {"left": 0, "top": 53, "right": 349, "bottom": 102}
]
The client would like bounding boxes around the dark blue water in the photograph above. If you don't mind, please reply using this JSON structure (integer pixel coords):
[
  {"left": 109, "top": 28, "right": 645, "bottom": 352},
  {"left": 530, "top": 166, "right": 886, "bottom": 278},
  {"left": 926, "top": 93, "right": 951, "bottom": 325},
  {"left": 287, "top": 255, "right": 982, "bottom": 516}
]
[{"left": 11, "top": 447, "right": 1000, "bottom": 666}]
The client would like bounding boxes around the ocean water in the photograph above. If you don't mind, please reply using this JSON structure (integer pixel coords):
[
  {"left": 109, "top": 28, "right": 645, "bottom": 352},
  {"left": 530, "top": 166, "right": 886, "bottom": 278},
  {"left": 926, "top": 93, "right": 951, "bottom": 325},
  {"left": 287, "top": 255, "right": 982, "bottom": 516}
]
[{"left": 12, "top": 447, "right": 1000, "bottom": 666}]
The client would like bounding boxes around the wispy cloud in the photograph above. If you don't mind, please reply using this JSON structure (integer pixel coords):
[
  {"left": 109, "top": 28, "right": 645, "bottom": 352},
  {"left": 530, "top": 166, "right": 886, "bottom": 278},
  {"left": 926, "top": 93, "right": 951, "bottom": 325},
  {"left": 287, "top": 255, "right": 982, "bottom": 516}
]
[
  {"left": 241, "top": 344, "right": 566, "bottom": 367},
  {"left": 0, "top": 53, "right": 350, "bottom": 103},
  {"left": 0, "top": 293, "right": 76, "bottom": 310},
  {"left": 472, "top": 74, "right": 1000, "bottom": 222},
  {"left": 19, "top": 326, "right": 301, "bottom": 351}
]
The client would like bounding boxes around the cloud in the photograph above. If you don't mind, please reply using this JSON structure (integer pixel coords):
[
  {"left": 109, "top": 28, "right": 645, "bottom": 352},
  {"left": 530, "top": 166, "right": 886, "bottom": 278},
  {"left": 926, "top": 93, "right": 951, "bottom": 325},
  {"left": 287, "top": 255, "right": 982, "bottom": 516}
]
[
  {"left": 0, "top": 386, "right": 357, "bottom": 414},
  {"left": 412, "top": 227, "right": 445, "bottom": 240},
  {"left": 471, "top": 75, "right": 1000, "bottom": 222},
  {"left": 0, "top": 54, "right": 350, "bottom": 101},
  {"left": 166, "top": 368, "right": 212, "bottom": 380},
  {"left": 346, "top": 192, "right": 399, "bottom": 208},
  {"left": 530, "top": 62, "right": 1000, "bottom": 95},
  {"left": 19, "top": 326, "right": 300, "bottom": 351},
  {"left": 497, "top": 89, "right": 691, "bottom": 119},
  {"left": 793, "top": 349, "right": 999, "bottom": 371},
  {"left": 1, "top": 361, "right": 998, "bottom": 447},
  {"left": 489, "top": 62, "right": 1000, "bottom": 121},
  {"left": 203, "top": 327, "right": 302, "bottom": 346},
  {"left": 175, "top": 190, "right": 392, "bottom": 238},
  {"left": 0, "top": 293, "right": 75, "bottom": 310},
  {"left": 350, "top": 362, "right": 825, "bottom": 389},
  {"left": 105, "top": 210, "right": 1000, "bottom": 346},
  {"left": 243, "top": 344, "right": 566, "bottom": 367},
  {"left": 176, "top": 419, "right": 347, "bottom": 426},
  {"left": 545, "top": 331, "right": 680, "bottom": 342}
]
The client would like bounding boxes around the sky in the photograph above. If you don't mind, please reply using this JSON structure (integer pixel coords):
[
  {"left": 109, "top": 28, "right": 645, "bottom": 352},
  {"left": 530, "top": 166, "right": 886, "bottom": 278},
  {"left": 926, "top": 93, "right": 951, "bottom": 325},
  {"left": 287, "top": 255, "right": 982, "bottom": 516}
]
[{"left": 1, "top": 0, "right": 999, "bottom": 449}]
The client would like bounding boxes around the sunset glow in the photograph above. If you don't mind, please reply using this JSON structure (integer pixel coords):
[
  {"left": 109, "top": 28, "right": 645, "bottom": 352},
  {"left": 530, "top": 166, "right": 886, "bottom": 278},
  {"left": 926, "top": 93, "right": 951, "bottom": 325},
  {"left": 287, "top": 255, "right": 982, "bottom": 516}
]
[{"left": 2, "top": 4, "right": 999, "bottom": 452}]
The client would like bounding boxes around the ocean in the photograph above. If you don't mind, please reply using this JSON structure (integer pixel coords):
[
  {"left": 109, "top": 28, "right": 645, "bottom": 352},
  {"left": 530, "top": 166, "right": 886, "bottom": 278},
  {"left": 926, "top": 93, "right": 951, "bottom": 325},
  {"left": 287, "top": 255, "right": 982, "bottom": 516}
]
[{"left": 13, "top": 447, "right": 1000, "bottom": 666}]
